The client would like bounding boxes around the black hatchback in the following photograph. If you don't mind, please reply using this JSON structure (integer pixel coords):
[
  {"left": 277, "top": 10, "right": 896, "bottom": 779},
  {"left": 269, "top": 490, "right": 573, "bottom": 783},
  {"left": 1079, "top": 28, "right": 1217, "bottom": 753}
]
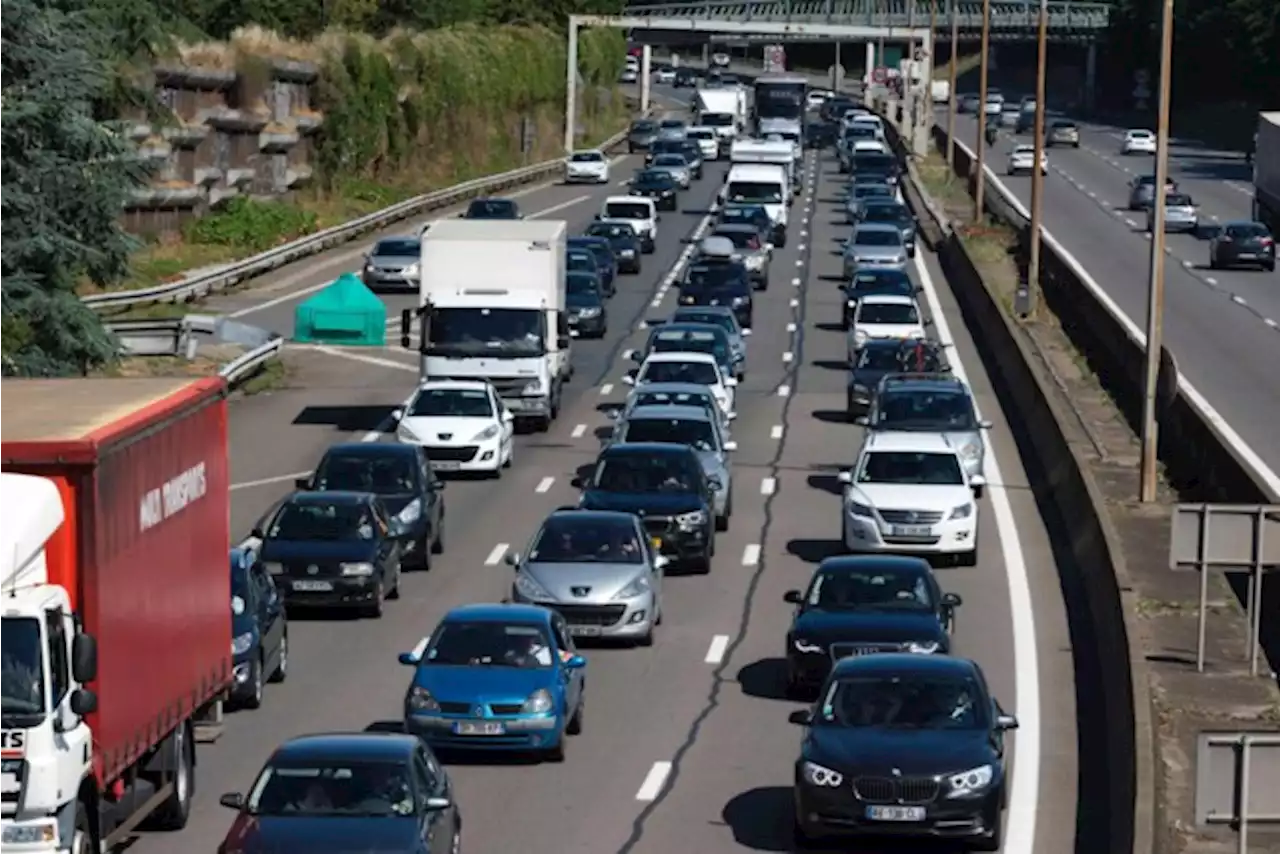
[
  {"left": 1209, "top": 220, "right": 1275, "bottom": 271},
  {"left": 681, "top": 261, "right": 754, "bottom": 329}
]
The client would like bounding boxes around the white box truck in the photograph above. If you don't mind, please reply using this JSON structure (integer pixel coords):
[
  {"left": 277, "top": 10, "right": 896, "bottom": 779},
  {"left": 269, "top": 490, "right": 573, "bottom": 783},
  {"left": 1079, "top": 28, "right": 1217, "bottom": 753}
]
[
  {"left": 402, "top": 220, "right": 570, "bottom": 432},
  {"left": 695, "top": 88, "right": 742, "bottom": 145},
  {"left": 1254, "top": 112, "right": 1279, "bottom": 234}
]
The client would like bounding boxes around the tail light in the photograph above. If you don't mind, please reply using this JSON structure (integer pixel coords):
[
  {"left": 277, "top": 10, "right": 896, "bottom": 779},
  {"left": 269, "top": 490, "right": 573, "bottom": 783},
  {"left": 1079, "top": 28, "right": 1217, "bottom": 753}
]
[
  {"left": 1260, "top": 237, "right": 1274, "bottom": 247},
  {"left": 747, "top": 236, "right": 761, "bottom": 250}
]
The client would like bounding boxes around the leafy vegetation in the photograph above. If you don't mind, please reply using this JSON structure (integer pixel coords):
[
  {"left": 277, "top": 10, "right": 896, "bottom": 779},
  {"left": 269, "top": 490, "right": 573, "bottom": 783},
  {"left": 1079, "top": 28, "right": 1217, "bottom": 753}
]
[{"left": 183, "top": 197, "right": 319, "bottom": 253}]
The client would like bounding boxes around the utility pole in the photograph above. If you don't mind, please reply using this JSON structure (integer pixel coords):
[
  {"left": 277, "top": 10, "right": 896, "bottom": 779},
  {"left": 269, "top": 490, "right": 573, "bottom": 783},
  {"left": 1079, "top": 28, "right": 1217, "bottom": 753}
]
[
  {"left": 1139, "top": 0, "right": 1176, "bottom": 502},
  {"left": 947, "top": 0, "right": 958, "bottom": 166},
  {"left": 1026, "top": 0, "right": 1049, "bottom": 316},
  {"left": 973, "top": 0, "right": 991, "bottom": 222},
  {"left": 906, "top": 2, "right": 916, "bottom": 134},
  {"left": 927, "top": 0, "right": 936, "bottom": 133}
]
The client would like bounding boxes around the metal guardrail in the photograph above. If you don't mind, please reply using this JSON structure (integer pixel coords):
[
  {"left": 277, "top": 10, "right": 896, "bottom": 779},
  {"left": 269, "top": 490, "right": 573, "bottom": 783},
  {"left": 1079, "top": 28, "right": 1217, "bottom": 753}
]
[
  {"left": 624, "top": 0, "right": 1112, "bottom": 32},
  {"left": 104, "top": 317, "right": 283, "bottom": 386},
  {"left": 219, "top": 338, "right": 285, "bottom": 385},
  {"left": 84, "top": 122, "right": 640, "bottom": 313}
]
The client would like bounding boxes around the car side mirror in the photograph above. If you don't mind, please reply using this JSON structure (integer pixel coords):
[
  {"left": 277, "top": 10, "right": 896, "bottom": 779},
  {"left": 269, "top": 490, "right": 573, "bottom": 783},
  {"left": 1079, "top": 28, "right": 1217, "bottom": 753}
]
[
  {"left": 923, "top": 318, "right": 934, "bottom": 326},
  {"left": 69, "top": 688, "right": 97, "bottom": 717},
  {"left": 783, "top": 589, "right": 803, "bottom": 604},
  {"left": 250, "top": 527, "right": 265, "bottom": 539},
  {"left": 559, "top": 335, "right": 572, "bottom": 347},
  {"left": 398, "top": 651, "right": 422, "bottom": 666},
  {"left": 726, "top": 411, "right": 737, "bottom": 421},
  {"left": 788, "top": 709, "right": 813, "bottom": 726},
  {"left": 564, "top": 654, "right": 587, "bottom": 669},
  {"left": 724, "top": 377, "right": 738, "bottom": 387},
  {"left": 708, "top": 476, "right": 723, "bottom": 491},
  {"left": 995, "top": 713, "right": 1019, "bottom": 731},
  {"left": 424, "top": 796, "right": 452, "bottom": 811},
  {"left": 854, "top": 416, "right": 869, "bottom": 426},
  {"left": 723, "top": 440, "right": 738, "bottom": 452},
  {"left": 503, "top": 552, "right": 519, "bottom": 567},
  {"left": 622, "top": 373, "right": 636, "bottom": 386},
  {"left": 837, "top": 470, "right": 853, "bottom": 484},
  {"left": 219, "top": 792, "right": 246, "bottom": 811},
  {"left": 629, "top": 351, "right": 643, "bottom": 362},
  {"left": 741, "top": 328, "right": 752, "bottom": 336},
  {"left": 970, "top": 474, "right": 987, "bottom": 498},
  {"left": 294, "top": 477, "right": 311, "bottom": 489},
  {"left": 941, "top": 592, "right": 963, "bottom": 608},
  {"left": 570, "top": 476, "right": 584, "bottom": 489},
  {"left": 978, "top": 419, "right": 993, "bottom": 430},
  {"left": 653, "top": 555, "right": 670, "bottom": 570}
]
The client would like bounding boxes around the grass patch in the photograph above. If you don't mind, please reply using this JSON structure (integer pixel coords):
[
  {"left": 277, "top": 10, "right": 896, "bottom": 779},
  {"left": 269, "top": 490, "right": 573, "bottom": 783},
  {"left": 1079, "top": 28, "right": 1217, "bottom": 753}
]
[{"left": 236, "top": 357, "right": 287, "bottom": 395}]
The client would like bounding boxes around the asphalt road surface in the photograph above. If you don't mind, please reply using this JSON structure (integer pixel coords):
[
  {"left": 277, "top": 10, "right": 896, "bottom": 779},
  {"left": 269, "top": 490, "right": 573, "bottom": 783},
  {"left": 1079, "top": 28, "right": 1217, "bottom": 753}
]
[
  {"left": 948, "top": 110, "right": 1280, "bottom": 489},
  {"left": 122, "top": 92, "right": 1081, "bottom": 854}
]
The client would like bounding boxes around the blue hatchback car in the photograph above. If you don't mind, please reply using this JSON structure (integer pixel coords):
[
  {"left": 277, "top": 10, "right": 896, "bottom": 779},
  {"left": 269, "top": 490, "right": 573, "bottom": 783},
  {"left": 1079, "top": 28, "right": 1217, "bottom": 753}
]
[{"left": 399, "top": 604, "right": 586, "bottom": 761}]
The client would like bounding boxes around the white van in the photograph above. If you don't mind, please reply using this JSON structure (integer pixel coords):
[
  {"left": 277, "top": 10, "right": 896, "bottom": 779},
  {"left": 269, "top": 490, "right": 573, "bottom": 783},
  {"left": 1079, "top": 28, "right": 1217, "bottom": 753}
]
[
  {"left": 599, "top": 196, "right": 658, "bottom": 253},
  {"left": 731, "top": 138, "right": 800, "bottom": 199},
  {"left": 723, "top": 163, "right": 790, "bottom": 246}
]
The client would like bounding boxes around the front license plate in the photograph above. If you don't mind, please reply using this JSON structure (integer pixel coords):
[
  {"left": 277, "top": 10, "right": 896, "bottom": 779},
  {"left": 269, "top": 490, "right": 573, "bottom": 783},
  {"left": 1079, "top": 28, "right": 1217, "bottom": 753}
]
[
  {"left": 865, "top": 805, "right": 926, "bottom": 821},
  {"left": 292, "top": 580, "right": 333, "bottom": 592},
  {"left": 891, "top": 525, "right": 933, "bottom": 537},
  {"left": 453, "top": 721, "right": 505, "bottom": 736},
  {"left": 431, "top": 460, "right": 462, "bottom": 471},
  {"left": 569, "top": 625, "right": 602, "bottom": 637}
]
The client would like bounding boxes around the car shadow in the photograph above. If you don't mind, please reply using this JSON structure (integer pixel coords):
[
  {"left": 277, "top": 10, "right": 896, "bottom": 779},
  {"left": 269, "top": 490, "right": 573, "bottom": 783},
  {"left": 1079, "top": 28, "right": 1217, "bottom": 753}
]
[
  {"left": 811, "top": 359, "right": 847, "bottom": 372},
  {"left": 786, "top": 538, "right": 843, "bottom": 564},
  {"left": 816, "top": 274, "right": 846, "bottom": 285},
  {"left": 293, "top": 405, "right": 398, "bottom": 433},
  {"left": 720, "top": 787, "right": 793, "bottom": 851},
  {"left": 814, "top": 321, "right": 845, "bottom": 332},
  {"left": 812, "top": 409, "right": 852, "bottom": 425},
  {"left": 807, "top": 473, "right": 844, "bottom": 497},
  {"left": 737, "top": 658, "right": 793, "bottom": 702}
]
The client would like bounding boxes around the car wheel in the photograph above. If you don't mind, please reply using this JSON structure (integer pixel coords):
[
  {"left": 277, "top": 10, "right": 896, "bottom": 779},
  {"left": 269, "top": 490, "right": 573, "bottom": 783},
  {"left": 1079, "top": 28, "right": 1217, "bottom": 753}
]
[
  {"left": 241, "top": 654, "right": 264, "bottom": 709},
  {"left": 957, "top": 548, "right": 978, "bottom": 568},
  {"left": 417, "top": 536, "right": 433, "bottom": 570},
  {"left": 567, "top": 698, "right": 585, "bottom": 734},
  {"left": 1209, "top": 255, "right": 1219, "bottom": 269},
  {"left": 544, "top": 735, "right": 567, "bottom": 763},
  {"left": 363, "top": 581, "right": 385, "bottom": 618},
  {"left": 387, "top": 568, "right": 401, "bottom": 599},
  {"left": 1265, "top": 261, "right": 1275, "bottom": 272},
  {"left": 971, "top": 811, "right": 1003, "bottom": 851},
  {"left": 269, "top": 633, "right": 288, "bottom": 682}
]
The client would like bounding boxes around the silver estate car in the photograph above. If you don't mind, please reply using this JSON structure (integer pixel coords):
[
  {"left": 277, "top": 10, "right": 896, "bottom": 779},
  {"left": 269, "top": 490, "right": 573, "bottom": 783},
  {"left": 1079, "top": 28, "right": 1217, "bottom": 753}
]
[
  {"left": 361, "top": 236, "right": 420, "bottom": 290},
  {"left": 610, "top": 404, "right": 737, "bottom": 530},
  {"left": 843, "top": 222, "right": 910, "bottom": 278},
  {"left": 855, "top": 373, "right": 992, "bottom": 478},
  {"left": 845, "top": 182, "right": 896, "bottom": 223},
  {"left": 1146, "top": 191, "right": 1199, "bottom": 234},
  {"left": 611, "top": 381, "right": 736, "bottom": 439},
  {"left": 650, "top": 153, "right": 693, "bottom": 189},
  {"left": 507, "top": 509, "right": 666, "bottom": 645}
]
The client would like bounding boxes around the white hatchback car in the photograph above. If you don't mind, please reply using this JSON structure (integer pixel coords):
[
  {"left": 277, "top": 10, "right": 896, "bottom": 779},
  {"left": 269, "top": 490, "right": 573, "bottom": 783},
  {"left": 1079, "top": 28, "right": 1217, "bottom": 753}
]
[
  {"left": 564, "top": 149, "right": 610, "bottom": 184},
  {"left": 838, "top": 432, "right": 984, "bottom": 566},
  {"left": 1006, "top": 143, "right": 1047, "bottom": 176},
  {"left": 392, "top": 380, "right": 515, "bottom": 476},
  {"left": 848, "top": 294, "right": 929, "bottom": 358},
  {"left": 623, "top": 351, "right": 737, "bottom": 418},
  {"left": 1121, "top": 129, "right": 1157, "bottom": 155}
]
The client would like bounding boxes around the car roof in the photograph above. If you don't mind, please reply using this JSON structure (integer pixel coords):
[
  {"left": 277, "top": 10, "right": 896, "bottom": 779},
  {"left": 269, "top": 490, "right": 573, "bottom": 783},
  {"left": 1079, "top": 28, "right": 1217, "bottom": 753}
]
[
  {"left": 881, "top": 372, "right": 964, "bottom": 391},
  {"left": 853, "top": 222, "right": 903, "bottom": 235},
  {"left": 815, "top": 554, "right": 934, "bottom": 577},
  {"left": 631, "top": 381, "right": 715, "bottom": 396},
  {"left": 415, "top": 379, "right": 492, "bottom": 393},
  {"left": 832, "top": 652, "right": 980, "bottom": 679},
  {"left": 713, "top": 223, "right": 758, "bottom": 234},
  {"left": 672, "top": 306, "right": 738, "bottom": 320},
  {"left": 863, "top": 431, "right": 956, "bottom": 453},
  {"left": 624, "top": 404, "right": 713, "bottom": 422},
  {"left": 652, "top": 322, "right": 727, "bottom": 337},
  {"left": 321, "top": 442, "right": 418, "bottom": 460},
  {"left": 443, "top": 603, "right": 553, "bottom": 624},
  {"left": 571, "top": 149, "right": 604, "bottom": 156},
  {"left": 605, "top": 195, "right": 655, "bottom": 206},
  {"left": 605, "top": 441, "right": 698, "bottom": 457},
  {"left": 569, "top": 236, "right": 610, "bottom": 245},
  {"left": 542, "top": 509, "right": 638, "bottom": 527},
  {"left": 373, "top": 235, "right": 418, "bottom": 248},
  {"left": 859, "top": 293, "right": 916, "bottom": 305},
  {"left": 644, "top": 351, "right": 718, "bottom": 365},
  {"left": 592, "top": 220, "right": 637, "bottom": 232},
  {"left": 272, "top": 732, "right": 421, "bottom": 764},
  {"left": 286, "top": 490, "right": 374, "bottom": 505}
]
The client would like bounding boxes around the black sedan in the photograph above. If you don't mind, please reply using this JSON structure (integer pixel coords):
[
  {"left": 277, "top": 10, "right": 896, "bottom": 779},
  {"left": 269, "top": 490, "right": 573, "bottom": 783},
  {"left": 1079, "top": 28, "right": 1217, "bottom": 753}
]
[
  {"left": 789, "top": 655, "right": 1016, "bottom": 851},
  {"left": 462, "top": 197, "right": 521, "bottom": 219},
  {"left": 300, "top": 442, "right": 445, "bottom": 570},
  {"left": 217, "top": 732, "right": 461, "bottom": 854},
  {"left": 629, "top": 169, "right": 679, "bottom": 211},
  {"left": 681, "top": 261, "right": 753, "bottom": 329},
  {"left": 717, "top": 204, "right": 773, "bottom": 246},
  {"left": 783, "top": 555, "right": 961, "bottom": 695},
  {"left": 566, "top": 270, "right": 608, "bottom": 337},
  {"left": 841, "top": 268, "right": 919, "bottom": 329},
  {"left": 254, "top": 491, "right": 403, "bottom": 617},
  {"left": 229, "top": 544, "right": 288, "bottom": 709},
  {"left": 585, "top": 220, "right": 643, "bottom": 274},
  {"left": 567, "top": 236, "right": 618, "bottom": 295}
]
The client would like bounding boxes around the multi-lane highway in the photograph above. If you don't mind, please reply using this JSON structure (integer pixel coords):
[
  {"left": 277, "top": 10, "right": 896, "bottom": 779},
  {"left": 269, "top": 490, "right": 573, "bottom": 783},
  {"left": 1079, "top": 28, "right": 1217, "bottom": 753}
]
[
  {"left": 123, "top": 88, "right": 1082, "bottom": 853},
  {"left": 948, "top": 110, "right": 1280, "bottom": 487}
]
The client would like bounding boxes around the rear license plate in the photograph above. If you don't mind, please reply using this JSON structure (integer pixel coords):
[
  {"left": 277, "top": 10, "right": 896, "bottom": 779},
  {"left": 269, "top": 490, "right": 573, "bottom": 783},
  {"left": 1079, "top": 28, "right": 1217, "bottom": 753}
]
[
  {"left": 431, "top": 460, "right": 462, "bottom": 470},
  {"left": 1236, "top": 252, "right": 1256, "bottom": 259},
  {"left": 453, "top": 721, "right": 505, "bottom": 736},
  {"left": 292, "top": 580, "right": 333, "bottom": 591},
  {"left": 569, "top": 625, "right": 602, "bottom": 637},
  {"left": 866, "top": 805, "right": 926, "bottom": 821},
  {"left": 891, "top": 525, "right": 933, "bottom": 537}
]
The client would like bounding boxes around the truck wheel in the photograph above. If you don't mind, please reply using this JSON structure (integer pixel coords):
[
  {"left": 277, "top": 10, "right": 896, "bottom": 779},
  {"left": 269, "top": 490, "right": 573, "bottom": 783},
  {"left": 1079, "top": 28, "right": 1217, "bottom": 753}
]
[
  {"left": 151, "top": 722, "right": 193, "bottom": 830},
  {"left": 72, "top": 801, "right": 92, "bottom": 854},
  {"left": 270, "top": 634, "right": 288, "bottom": 683}
]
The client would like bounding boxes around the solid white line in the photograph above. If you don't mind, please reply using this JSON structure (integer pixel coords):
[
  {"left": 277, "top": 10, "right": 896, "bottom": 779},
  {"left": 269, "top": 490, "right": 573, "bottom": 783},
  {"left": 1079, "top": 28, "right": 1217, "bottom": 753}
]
[
  {"left": 600, "top": 383, "right": 614, "bottom": 395},
  {"left": 635, "top": 762, "right": 672, "bottom": 801},
  {"left": 231, "top": 470, "right": 312, "bottom": 491},
  {"left": 571, "top": 423, "right": 587, "bottom": 438},
  {"left": 770, "top": 424, "right": 784, "bottom": 439},
  {"left": 535, "top": 476, "right": 555, "bottom": 493},
  {"left": 705, "top": 634, "right": 730, "bottom": 664},
  {"left": 912, "top": 249, "right": 1041, "bottom": 853},
  {"left": 760, "top": 476, "right": 777, "bottom": 495},
  {"left": 741, "top": 543, "right": 761, "bottom": 566},
  {"left": 294, "top": 344, "right": 418, "bottom": 372},
  {"left": 484, "top": 544, "right": 509, "bottom": 565}
]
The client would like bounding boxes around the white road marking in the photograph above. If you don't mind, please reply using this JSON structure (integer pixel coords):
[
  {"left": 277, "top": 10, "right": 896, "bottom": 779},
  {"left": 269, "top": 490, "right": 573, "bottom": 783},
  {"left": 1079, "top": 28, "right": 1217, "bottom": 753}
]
[
  {"left": 600, "top": 383, "right": 614, "bottom": 395},
  {"left": 535, "top": 477, "right": 555, "bottom": 493},
  {"left": 704, "top": 634, "right": 731, "bottom": 664},
  {"left": 741, "top": 543, "right": 761, "bottom": 566},
  {"left": 770, "top": 424, "right": 784, "bottom": 439},
  {"left": 789, "top": 298, "right": 799, "bottom": 307},
  {"left": 231, "top": 470, "right": 313, "bottom": 491},
  {"left": 571, "top": 423, "right": 588, "bottom": 438},
  {"left": 911, "top": 247, "right": 1041, "bottom": 853},
  {"left": 622, "top": 349, "right": 634, "bottom": 359},
  {"left": 293, "top": 344, "right": 417, "bottom": 372},
  {"left": 777, "top": 384, "right": 791, "bottom": 397},
  {"left": 795, "top": 259, "right": 804, "bottom": 266},
  {"left": 635, "top": 762, "right": 672, "bottom": 801},
  {"left": 786, "top": 321, "right": 797, "bottom": 332},
  {"left": 1265, "top": 318, "right": 1277, "bottom": 328},
  {"left": 791, "top": 277, "right": 801, "bottom": 287},
  {"left": 783, "top": 351, "right": 794, "bottom": 362},
  {"left": 760, "top": 476, "right": 777, "bottom": 495},
  {"left": 1232, "top": 295, "right": 1247, "bottom": 305},
  {"left": 1206, "top": 277, "right": 1218, "bottom": 285},
  {"left": 484, "top": 544, "right": 509, "bottom": 565}
]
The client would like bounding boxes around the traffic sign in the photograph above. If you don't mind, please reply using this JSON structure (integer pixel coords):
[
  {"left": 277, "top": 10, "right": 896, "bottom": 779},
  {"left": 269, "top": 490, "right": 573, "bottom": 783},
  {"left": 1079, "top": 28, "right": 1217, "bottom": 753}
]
[{"left": 872, "top": 66, "right": 888, "bottom": 84}]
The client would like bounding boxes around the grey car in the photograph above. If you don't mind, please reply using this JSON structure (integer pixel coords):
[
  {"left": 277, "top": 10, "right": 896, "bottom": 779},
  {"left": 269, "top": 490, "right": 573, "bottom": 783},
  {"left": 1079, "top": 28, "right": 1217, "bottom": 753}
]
[
  {"left": 628, "top": 119, "right": 659, "bottom": 153},
  {"left": 856, "top": 373, "right": 992, "bottom": 478},
  {"left": 668, "top": 306, "right": 749, "bottom": 374},
  {"left": 609, "top": 404, "right": 736, "bottom": 530},
  {"left": 637, "top": 321, "right": 741, "bottom": 381},
  {"left": 711, "top": 223, "right": 771, "bottom": 287},
  {"left": 612, "top": 381, "right": 736, "bottom": 440},
  {"left": 506, "top": 510, "right": 666, "bottom": 645},
  {"left": 845, "top": 182, "right": 896, "bottom": 223},
  {"left": 361, "top": 236, "right": 420, "bottom": 290},
  {"left": 1145, "top": 191, "right": 1199, "bottom": 233},
  {"left": 650, "top": 153, "right": 692, "bottom": 189},
  {"left": 842, "top": 222, "right": 910, "bottom": 278},
  {"left": 859, "top": 200, "right": 918, "bottom": 258},
  {"left": 1127, "top": 174, "right": 1178, "bottom": 211}
]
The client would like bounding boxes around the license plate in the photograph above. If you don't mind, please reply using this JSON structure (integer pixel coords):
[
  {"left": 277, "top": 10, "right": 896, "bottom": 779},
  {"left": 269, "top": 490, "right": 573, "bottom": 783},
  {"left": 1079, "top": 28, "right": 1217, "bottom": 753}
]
[
  {"left": 292, "top": 580, "right": 333, "bottom": 591},
  {"left": 1236, "top": 252, "right": 1256, "bottom": 259},
  {"left": 569, "top": 625, "right": 602, "bottom": 637},
  {"left": 453, "top": 721, "right": 505, "bottom": 736},
  {"left": 431, "top": 460, "right": 462, "bottom": 470},
  {"left": 865, "top": 805, "right": 926, "bottom": 821},
  {"left": 892, "top": 525, "right": 933, "bottom": 537}
]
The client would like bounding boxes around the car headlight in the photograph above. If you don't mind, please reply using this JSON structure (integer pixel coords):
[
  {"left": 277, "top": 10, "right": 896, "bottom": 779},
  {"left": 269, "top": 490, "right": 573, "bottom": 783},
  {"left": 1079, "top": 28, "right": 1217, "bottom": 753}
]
[
  {"left": 397, "top": 422, "right": 421, "bottom": 443},
  {"left": 514, "top": 572, "right": 554, "bottom": 601},
  {"left": 578, "top": 307, "right": 601, "bottom": 318},
  {"left": 731, "top": 296, "right": 747, "bottom": 306},
  {"left": 472, "top": 424, "right": 500, "bottom": 442},
  {"left": 675, "top": 509, "right": 707, "bottom": 530},
  {"left": 522, "top": 380, "right": 542, "bottom": 395},
  {"left": 2, "top": 820, "right": 57, "bottom": 845},
  {"left": 523, "top": 688, "right": 554, "bottom": 714},
  {"left": 231, "top": 595, "right": 246, "bottom": 616},
  {"left": 793, "top": 638, "right": 823, "bottom": 654},
  {"left": 801, "top": 761, "right": 844, "bottom": 787},
  {"left": 403, "top": 263, "right": 420, "bottom": 279},
  {"left": 949, "top": 503, "right": 974, "bottom": 520},
  {"left": 407, "top": 685, "right": 440, "bottom": 712},
  {"left": 232, "top": 631, "right": 254, "bottom": 656},
  {"left": 853, "top": 330, "right": 869, "bottom": 346},
  {"left": 614, "top": 574, "right": 651, "bottom": 599},
  {"left": 619, "top": 248, "right": 636, "bottom": 257},
  {"left": 946, "top": 763, "right": 994, "bottom": 797},
  {"left": 906, "top": 640, "right": 940, "bottom": 654},
  {"left": 340, "top": 561, "right": 374, "bottom": 576},
  {"left": 262, "top": 561, "right": 284, "bottom": 575},
  {"left": 959, "top": 442, "right": 981, "bottom": 460},
  {"left": 845, "top": 500, "right": 872, "bottom": 516},
  {"left": 397, "top": 498, "right": 423, "bottom": 524}
]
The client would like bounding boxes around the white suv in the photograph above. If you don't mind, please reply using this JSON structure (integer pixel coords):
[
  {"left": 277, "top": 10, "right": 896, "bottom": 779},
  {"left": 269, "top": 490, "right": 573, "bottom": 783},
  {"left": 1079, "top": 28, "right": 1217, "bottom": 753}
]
[{"left": 837, "top": 432, "right": 984, "bottom": 566}]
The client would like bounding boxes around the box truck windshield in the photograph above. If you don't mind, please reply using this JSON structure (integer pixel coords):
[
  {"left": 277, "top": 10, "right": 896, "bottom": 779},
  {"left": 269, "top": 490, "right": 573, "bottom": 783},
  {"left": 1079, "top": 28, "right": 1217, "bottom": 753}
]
[
  {"left": 428, "top": 307, "right": 546, "bottom": 358},
  {"left": 1, "top": 617, "right": 44, "bottom": 719},
  {"left": 754, "top": 79, "right": 805, "bottom": 120},
  {"left": 727, "top": 180, "right": 784, "bottom": 204},
  {"left": 701, "top": 113, "right": 734, "bottom": 127}
]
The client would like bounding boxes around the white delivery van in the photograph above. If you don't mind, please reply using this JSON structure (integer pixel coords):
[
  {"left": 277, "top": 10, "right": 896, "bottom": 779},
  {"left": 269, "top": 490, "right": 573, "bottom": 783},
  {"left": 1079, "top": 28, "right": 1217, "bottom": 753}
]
[
  {"left": 731, "top": 137, "right": 800, "bottom": 201},
  {"left": 599, "top": 196, "right": 658, "bottom": 252},
  {"left": 695, "top": 88, "right": 741, "bottom": 144},
  {"left": 724, "top": 162, "right": 790, "bottom": 247},
  {"left": 404, "top": 219, "right": 570, "bottom": 432}
]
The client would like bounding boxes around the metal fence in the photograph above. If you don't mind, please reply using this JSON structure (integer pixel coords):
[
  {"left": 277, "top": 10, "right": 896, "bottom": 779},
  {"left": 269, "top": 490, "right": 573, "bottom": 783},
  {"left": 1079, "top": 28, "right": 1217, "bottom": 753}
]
[{"left": 1195, "top": 732, "right": 1280, "bottom": 852}]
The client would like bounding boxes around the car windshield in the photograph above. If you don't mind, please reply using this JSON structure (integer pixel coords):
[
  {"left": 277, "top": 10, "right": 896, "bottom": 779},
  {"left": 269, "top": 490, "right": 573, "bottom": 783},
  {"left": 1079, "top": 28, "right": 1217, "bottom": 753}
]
[
  {"left": 651, "top": 334, "right": 725, "bottom": 360},
  {"left": 570, "top": 242, "right": 610, "bottom": 263},
  {"left": 465, "top": 199, "right": 518, "bottom": 219},
  {"left": 374, "top": 239, "right": 418, "bottom": 256},
  {"left": 849, "top": 272, "right": 912, "bottom": 293},
  {"left": 1227, "top": 223, "right": 1269, "bottom": 238},
  {"left": 567, "top": 273, "right": 599, "bottom": 296},
  {"left": 726, "top": 181, "right": 783, "bottom": 204},
  {"left": 673, "top": 311, "right": 736, "bottom": 335},
  {"left": 632, "top": 120, "right": 657, "bottom": 133},
  {"left": 1, "top": 618, "right": 45, "bottom": 716},
  {"left": 605, "top": 202, "right": 653, "bottom": 219},
  {"left": 409, "top": 388, "right": 493, "bottom": 418},
  {"left": 640, "top": 360, "right": 719, "bottom": 385},
  {"left": 807, "top": 568, "right": 933, "bottom": 611},
  {"left": 857, "top": 451, "right": 964, "bottom": 485},
  {"left": 313, "top": 454, "right": 416, "bottom": 494},
  {"left": 854, "top": 185, "right": 892, "bottom": 199},
  {"left": 853, "top": 155, "right": 894, "bottom": 171},
  {"left": 593, "top": 453, "right": 698, "bottom": 492},
  {"left": 567, "top": 252, "right": 596, "bottom": 273},
  {"left": 863, "top": 205, "right": 910, "bottom": 224},
  {"left": 685, "top": 265, "right": 742, "bottom": 289},
  {"left": 876, "top": 391, "right": 975, "bottom": 430},
  {"left": 1014, "top": 146, "right": 1035, "bottom": 155},
  {"left": 1165, "top": 194, "right": 1193, "bottom": 207},
  {"left": 858, "top": 303, "right": 918, "bottom": 324},
  {"left": 427, "top": 307, "right": 543, "bottom": 357},
  {"left": 528, "top": 517, "right": 644, "bottom": 564},
  {"left": 587, "top": 223, "right": 635, "bottom": 240},
  {"left": 714, "top": 230, "right": 760, "bottom": 249},
  {"left": 721, "top": 208, "right": 766, "bottom": 227},
  {"left": 856, "top": 346, "right": 904, "bottom": 370},
  {"left": 246, "top": 761, "right": 416, "bottom": 817},
  {"left": 622, "top": 417, "right": 718, "bottom": 451},
  {"left": 425, "top": 620, "right": 555, "bottom": 667},
  {"left": 268, "top": 501, "right": 377, "bottom": 541},
  {"left": 702, "top": 113, "right": 734, "bottom": 127},
  {"left": 689, "top": 130, "right": 714, "bottom": 140},
  {"left": 660, "top": 120, "right": 685, "bottom": 130},
  {"left": 818, "top": 675, "right": 985, "bottom": 730},
  {"left": 854, "top": 231, "right": 902, "bottom": 248},
  {"left": 654, "top": 155, "right": 686, "bottom": 167},
  {"left": 570, "top": 151, "right": 603, "bottom": 162}
]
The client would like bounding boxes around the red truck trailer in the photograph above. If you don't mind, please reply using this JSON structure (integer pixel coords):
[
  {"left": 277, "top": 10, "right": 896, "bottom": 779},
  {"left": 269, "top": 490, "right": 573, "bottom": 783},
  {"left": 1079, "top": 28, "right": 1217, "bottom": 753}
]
[{"left": 1, "top": 377, "right": 231, "bottom": 849}]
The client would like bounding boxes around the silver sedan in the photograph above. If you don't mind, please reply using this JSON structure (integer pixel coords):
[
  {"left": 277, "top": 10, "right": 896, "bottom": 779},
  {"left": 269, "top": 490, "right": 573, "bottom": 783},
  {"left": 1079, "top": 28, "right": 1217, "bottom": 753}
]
[
  {"left": 650, "top": 154, "right": 692, "bottom": 189},
  {"left": 842, "top": 222, "right": 910, "bottom": 278},
  {"left": 507, "top": 510, "right": 666, "bottom": 645}
]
